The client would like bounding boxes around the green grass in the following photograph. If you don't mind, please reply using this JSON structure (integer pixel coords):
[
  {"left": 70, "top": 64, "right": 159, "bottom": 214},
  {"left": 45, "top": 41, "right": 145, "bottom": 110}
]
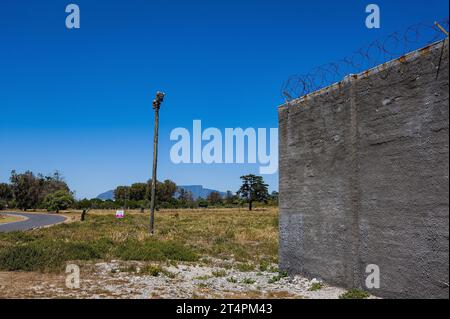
[
  {"left": 0, "top": 209, "right": 278, "bottom": 272},
  {"left": 194, "top": 275, "right": 211, "bottom": 281},
  {"left": 339, "top": 289, "right": 371, "bottom": 299},
  {"left": 0, "top": 240, "right": 103, "bottom": 272},
  {"left": 140, "top": 264, "right": 177, "bottom": 278},
  {"left": 114, "top": 239, "right": 197, "bottom": 262},
  {"left": 308, "top": 282, "right": 325, "bottom": 291},
  {"left": 236, "top": 263, "right": 255, "bottom": 272},
  {"left": 141, "top": 264, "right": 163, "bottom": 276},
  {"left": 242, "top": 278, "right": 256, "bottom": 285},
  {"left": 118, "top": 264, "right": 138, "bottom": 273},
  {"left": 259, "top": 260, "right": 270, "bottom": 272},
  {"left": 212, "top": 270, "right": 227, "bottom": 277},
  {"left": 268, "top": 272, "right": 288, "bottom": 284}
]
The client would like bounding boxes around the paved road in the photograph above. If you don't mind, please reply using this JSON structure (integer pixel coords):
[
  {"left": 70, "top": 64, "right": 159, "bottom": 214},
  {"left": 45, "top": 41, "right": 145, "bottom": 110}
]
[{"left": 0, "top": 212, "right": 66, "bottom": 232}]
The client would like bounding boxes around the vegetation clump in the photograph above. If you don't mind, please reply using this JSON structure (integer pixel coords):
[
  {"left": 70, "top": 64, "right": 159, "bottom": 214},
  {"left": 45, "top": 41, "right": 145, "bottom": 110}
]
[
  {"left": 339, "top": 289, "right": 371, "bottom": 299},
  {"left": 308, "top": 282, "right": 325, "bottom": 291}
]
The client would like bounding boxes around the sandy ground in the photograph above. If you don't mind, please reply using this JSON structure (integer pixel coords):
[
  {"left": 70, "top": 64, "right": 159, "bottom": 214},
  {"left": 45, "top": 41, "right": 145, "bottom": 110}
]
[{"left": 0, "top": 259, "right": 350, "bottom": 299}]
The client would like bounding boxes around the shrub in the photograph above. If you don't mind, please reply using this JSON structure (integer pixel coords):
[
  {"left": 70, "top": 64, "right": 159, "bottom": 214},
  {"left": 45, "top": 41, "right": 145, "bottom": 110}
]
[
  {"left": 236, "top": 263, "right": 255, "bottom": 272},
  {"left": 141, "top": 264, "right": 164, "bottom": 276},
  {"left": 308, "top": 282, "right": 325, "bottom": 291},
  {"left": 115, "top": 240, "right": 197, "bottom": 262},
  {"left": 0, "top": 239, "right": 108, "bottom": 271},
  {"left": 43, "top": 190, "right": 74, "bottom": 212},
  {"left": 212, "top": 270, "right": 227, "bottom": 277},
  {"left": 242, "top": 278, "right": 256, "bottom": 284},
  {"left": 259, "top": 260, "right": 270, "bottom": 272},
  {"left": 268, "top": 272, "right": 288, "bottom": 284},
  {"left": 339, "top": 289, "right": 370, "bottom": 299},
  {"left": 0, "top": 244, "right": 50, "bottom": 271}
]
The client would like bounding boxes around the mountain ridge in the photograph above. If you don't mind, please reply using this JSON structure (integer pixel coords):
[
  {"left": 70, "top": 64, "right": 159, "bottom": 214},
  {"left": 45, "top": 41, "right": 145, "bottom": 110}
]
[{"left": 96, "top": 185, "right": 226, "bottom": 201}]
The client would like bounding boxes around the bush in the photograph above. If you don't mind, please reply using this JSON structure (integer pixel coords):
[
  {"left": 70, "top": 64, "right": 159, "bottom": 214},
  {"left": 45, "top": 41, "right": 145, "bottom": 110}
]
[
  {"left": 236, "top": 263, "right": 255, "bottom": 272},
  {"left": 141, "top": 264, "right": 164, "bottom": 276},
  {"left": 0, "top": 244, "right": 49, "bottom": 271},
  {"left": 0, "top": 239, "right": 110, "bottom": 271},
  {"left": 212, "top": 270, "right": 227, "bottom": 277},
  {"left": 242, "top": 278, "right": 256, "bottom": 284},
  {"left": 115, "top": 240, "right": 197, "bottom": 262},
  {"left": 198, "top": 199, "right": 209, "bottom": 208},
  {"left": 308, "top": 282, "right": 325, "bottom": 291},
  {"left": 43, "top": 190, "right": 74, "bottom": 212},
  {"left": 268, "top": 272, "right": 288, "bottom": 284},
  {"left": 339, "top": 289, "right": 370, "bottom": 299}
]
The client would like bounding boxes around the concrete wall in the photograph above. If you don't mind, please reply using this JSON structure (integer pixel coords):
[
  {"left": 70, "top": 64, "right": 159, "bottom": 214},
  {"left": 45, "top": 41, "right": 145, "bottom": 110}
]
[{"left": 278, "top": 39, "right": 449, "bottom": 299}]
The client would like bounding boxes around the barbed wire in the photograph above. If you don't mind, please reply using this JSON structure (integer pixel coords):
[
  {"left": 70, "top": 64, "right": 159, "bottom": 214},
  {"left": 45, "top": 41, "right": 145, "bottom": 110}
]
[{"left": 281, "top": 18, "right": 449, "bottom": 103}]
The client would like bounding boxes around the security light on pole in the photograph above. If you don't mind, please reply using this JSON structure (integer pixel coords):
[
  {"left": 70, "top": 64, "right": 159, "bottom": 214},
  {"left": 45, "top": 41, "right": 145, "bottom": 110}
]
[{"left": 150, "top": 91, "right": 165, "bottom": 234}]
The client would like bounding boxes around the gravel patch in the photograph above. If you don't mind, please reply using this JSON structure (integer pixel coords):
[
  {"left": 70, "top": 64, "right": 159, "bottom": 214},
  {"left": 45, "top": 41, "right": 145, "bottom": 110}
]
[{"left": 6, "top": 259, "right": 353, "bottom": 299}]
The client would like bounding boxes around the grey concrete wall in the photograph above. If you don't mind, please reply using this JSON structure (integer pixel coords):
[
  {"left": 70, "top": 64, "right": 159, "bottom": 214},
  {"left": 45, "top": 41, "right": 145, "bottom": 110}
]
[{"left": 279, "top": 39, "right": 449, "bottom": 299}]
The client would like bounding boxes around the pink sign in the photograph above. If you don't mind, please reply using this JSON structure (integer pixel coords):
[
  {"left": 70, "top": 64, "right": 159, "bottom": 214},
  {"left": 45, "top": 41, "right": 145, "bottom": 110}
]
[{"left": 115, "top": 210, "right": 125, "bottom": 218}]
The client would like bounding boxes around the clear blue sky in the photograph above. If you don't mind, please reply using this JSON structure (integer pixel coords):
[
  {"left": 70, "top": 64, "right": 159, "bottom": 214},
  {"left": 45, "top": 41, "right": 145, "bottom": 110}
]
[{"left": 0, "top": 0, "right": 448, "bottom": 199}]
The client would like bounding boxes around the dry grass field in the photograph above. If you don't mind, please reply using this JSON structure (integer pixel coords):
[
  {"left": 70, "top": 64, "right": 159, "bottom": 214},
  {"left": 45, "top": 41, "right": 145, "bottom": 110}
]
[
  {"left": 0, "top": 208, "right": 364, "bottom": 298},
  {"left": 0, "top": 208, "right": 279, "bottom": 272}
]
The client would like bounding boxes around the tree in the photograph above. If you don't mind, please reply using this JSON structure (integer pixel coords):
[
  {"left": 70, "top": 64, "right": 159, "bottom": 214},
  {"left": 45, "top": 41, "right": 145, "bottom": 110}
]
[
  {"left": 237, "top": 174, "right": 269, "bottom": 211},
  {"left": 37, "top": 171, "right": 70, "bottom": 204},
  {"left": 129, "top": 183, "right": 147, "bottom": 201},
  {"left": 197, "top": 198, "right": 209, "bottom": 208},
  {"left": 225, "top": 190, "right": 236, "bottom": 205},
  {"left": 8, "top": 170, "right": 71, "bottom": 210},
  {"left": 43, "top": 190, "right": 74, "bottom": 213},
  {"left": 157, "top": 180, "right": 177, "bottom": 202},
  {"left": 0, "top": 183, "right": 13, "bottom": 209},
  {"left": 178, "top": 188, "right": 194, "bottom": 207},
  {"left": 207, "top": 191, "right": 223, "bottom": 206},
  {"left": 269, "top": 191, "right": 279, "bottom": 205},
  {"left": 10, "top": 170, "right": 40, "bottom": 210},
  {"left": 114, "top": 186, "right": 130, "bottom": 201},
  {"left": 76, "top": 198, "right": 92, "bottom": 210}
]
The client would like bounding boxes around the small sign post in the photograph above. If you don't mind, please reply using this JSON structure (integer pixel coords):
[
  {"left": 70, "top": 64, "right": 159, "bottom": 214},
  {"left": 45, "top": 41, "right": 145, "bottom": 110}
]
[{"left": 115, "top": 210, "right": 125, "bottom": 219}]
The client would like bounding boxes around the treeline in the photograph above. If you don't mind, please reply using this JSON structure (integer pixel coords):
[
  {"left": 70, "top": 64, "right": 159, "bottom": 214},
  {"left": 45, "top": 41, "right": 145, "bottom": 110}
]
[
  {"left": 0, "top": 171, "right": 279, "bottom": 212},
  {"left": 0, "top": 171, "right": 74, "bottom": 212}
]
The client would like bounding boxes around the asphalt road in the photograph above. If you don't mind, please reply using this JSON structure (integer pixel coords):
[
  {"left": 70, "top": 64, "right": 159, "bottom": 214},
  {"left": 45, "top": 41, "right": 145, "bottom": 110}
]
[{"left": 0, "top": 212, "right": 66, "bottom": 232}]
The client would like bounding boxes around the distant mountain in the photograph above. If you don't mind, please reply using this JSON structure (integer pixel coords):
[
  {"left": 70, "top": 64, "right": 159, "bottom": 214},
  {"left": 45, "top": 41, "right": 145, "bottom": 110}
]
[
  {"left": 176, "top": 185, "right": 226, "bottom": 200},
  {"left": 97, "top": 190, "right": 114, "bottom": 200},
  {"left": 96, "top": 185, "right": 225, "bottom": 201}
]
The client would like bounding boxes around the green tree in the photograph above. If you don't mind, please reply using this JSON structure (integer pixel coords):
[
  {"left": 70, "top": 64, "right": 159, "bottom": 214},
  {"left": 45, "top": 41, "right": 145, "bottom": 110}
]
[
  {"left": 10, "top": 170, "right": 40, "bottom": 210},
  {"left": 269, "top": 191, "right": 279, "bottom": 205},
  {"left": 76, "top": 198, "right": 92, "bottom": 210},
  {"left": 237, "top": 174, "right": 269, "bottom": 211},
  {"left": 129, "top": 183, "right": 147, "bottom": 201},
  {"left": 43, "top": 190, "right": 75, "bottom": 213},
  {"left": 157, "top": 180, "right": 177, "bottom": 202},
  {"left": 37, "top": 171, "right": 70, "bottom": 204},
  {"left": 207, "top": 191, "right": 223, "bottom": 206},
  {"left": 224, "top": 190, "right": 239, "bottom": 206},
  {"left": 114, "top": 186, "right": 130, "bottom": 201},
  {"left": 178, "top": 188, "right": 194, "bottom": 207},
  {"left": 9, "top": 170, "right": 71, "bottom": 210},
  {"left": 0, "top": 183, "right": 13, "bottom": 199},
  {"left": 197, "top": 198, "right": 209, "bottom": 208},
  {"left": 0, "top": 183, "right": 13, "bottom": 209}
]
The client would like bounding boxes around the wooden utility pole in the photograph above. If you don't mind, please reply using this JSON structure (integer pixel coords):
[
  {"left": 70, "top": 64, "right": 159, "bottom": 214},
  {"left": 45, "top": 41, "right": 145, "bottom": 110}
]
[{"left": 149, "top": 91, "right": 165, "bottom": 234}]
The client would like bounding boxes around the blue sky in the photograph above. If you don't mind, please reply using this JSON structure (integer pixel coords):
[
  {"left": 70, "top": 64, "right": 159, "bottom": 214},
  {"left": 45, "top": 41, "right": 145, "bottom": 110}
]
[{"left": 0, "top": 0, "right": 448, "bottom": 199}]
